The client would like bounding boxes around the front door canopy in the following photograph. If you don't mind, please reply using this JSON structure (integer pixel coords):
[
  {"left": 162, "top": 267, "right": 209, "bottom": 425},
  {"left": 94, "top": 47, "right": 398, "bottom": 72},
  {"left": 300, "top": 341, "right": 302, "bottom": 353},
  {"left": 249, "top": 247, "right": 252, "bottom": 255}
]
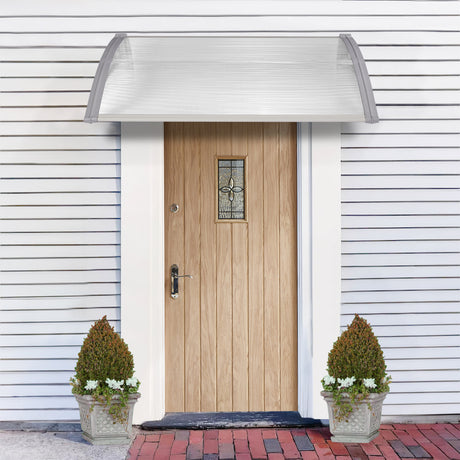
[{"left": 85, "top": 34, "right": 378, "bottom": 124}]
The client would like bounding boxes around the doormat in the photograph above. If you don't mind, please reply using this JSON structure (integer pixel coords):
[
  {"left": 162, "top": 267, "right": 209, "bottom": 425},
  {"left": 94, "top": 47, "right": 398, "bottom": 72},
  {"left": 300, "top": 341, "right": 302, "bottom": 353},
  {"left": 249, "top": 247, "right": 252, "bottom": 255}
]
[{"left": 141, "top": 412, "right": 321, "bottom": 430}]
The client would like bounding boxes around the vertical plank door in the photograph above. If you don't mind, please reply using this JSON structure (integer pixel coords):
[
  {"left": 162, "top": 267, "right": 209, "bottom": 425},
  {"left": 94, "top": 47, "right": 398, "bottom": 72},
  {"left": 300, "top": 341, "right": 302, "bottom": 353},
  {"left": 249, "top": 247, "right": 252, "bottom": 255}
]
[{"left": 165, "top": 123, "right": 297, "bottom": 412}]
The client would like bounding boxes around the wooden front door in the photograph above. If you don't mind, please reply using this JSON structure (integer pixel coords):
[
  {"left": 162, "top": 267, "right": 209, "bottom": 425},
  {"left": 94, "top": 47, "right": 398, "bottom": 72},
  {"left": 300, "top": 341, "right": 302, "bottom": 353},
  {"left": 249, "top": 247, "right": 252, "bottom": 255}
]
[{"left": 165, "top": 123, "right": 297, "bottom": 412}]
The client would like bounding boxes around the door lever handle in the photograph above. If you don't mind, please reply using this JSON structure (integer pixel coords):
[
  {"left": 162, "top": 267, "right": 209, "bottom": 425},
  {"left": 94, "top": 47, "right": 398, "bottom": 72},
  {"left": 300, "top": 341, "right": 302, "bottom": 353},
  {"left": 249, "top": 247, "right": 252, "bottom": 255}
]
[{"left": 170, "top": 264, "right": 193, "bottom": 299}]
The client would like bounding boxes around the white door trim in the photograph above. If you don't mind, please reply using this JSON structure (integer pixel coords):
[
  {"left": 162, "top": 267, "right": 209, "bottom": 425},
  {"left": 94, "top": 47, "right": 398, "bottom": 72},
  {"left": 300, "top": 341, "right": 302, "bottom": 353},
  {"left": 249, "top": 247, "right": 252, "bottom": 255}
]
[
  {"left": 121, "top": 122, "right": 341, "bottom": 423},
  {"left": 120, "top": 122, "right": 165, "bottom": 423},
  {"left": 297, "top": 123, "right": 341, "bottom": 419}
]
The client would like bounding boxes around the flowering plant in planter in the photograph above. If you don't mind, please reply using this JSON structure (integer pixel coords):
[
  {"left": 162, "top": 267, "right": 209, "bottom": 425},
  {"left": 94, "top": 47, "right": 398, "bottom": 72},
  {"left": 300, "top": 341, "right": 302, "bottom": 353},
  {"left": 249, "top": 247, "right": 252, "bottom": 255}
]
[
  {"left": 70, "top": 316, "right": 140, "bottom": 425},
  {"left": 321, "top": 315, "right": 390, "bottom": 422}
]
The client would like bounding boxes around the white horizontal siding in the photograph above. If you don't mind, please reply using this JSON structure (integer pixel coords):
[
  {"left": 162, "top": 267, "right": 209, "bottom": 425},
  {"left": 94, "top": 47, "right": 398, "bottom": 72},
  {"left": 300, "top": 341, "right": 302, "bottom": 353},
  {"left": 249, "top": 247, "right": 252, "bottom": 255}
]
[
  {"left": 0, "top": 397, "right": 78, "bottom": 411},
  {"left": 1, "top": 79, "right": 94, "bottom": 92},
  {"left": 343, "top": 120, "right": 460, "bottom": 134},
  {"left": 0, "top": 193, "right": 120, "bottom": 205},
  {"left": 343, "top": 265, "right": 460, "bottom": 277},
  {"left": 1, "top": 373, "right": 75, "bottom": 385},
  {"left": 0, "top": 5, "right": 122, "bottom": 421},
  {"left": 0, "top": 220, "right": 119, "bottom": 232},
  {"left": 341, "top": 0, "right": 460, "bottom": 419},
  {"left": 2, "top": 31, "right": 459, "bottom": 47},
  {"left": 1, "top": 137, "right": 119, "bottom": 150},
  {"left": 1, "top": 107, "right": 89, "bottom": 121},
  {"left": 0, "top": 295, "right": 120, "bottom": 311},
  {"left": 1, "top": 0, "right": 459, "bottom": 422},
  {"left": 0, "top": 122, "right": 119, "bottom": 136},
  {"left": 0, "top": 179, "right": 120, "bottom": 193},
  {"left": 0, "top": 257, "right": 119, "bottom": 270},
  {"left": 2, "top": 1, "right": 458, "bottom": 15},
  {"left": 0, "top": 410, "right": 79, "bottom": 421},
  {"left": 1, "top": 309, "right": 120, "bottom": 323},
  {"left": 0, "top": 385, "right": 77, "bottom": 397},
  {"left": 2, "top": 16, "right": 459, "bottom": 33},
  {"left": 0, "top": 335, "right": 88, "bottom": 347}
]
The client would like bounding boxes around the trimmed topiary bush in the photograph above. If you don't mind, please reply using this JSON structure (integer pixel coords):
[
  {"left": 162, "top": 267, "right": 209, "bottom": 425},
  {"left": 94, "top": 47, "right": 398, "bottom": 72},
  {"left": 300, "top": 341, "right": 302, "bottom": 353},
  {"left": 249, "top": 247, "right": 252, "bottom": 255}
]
[
  {"left": 70, "top": 316, "right": 140, "bottom": 423},
  {"left": 74, "top": 315, "right": 134, "bottom": 384},
  {"left": 322, "top": 314, "right": 390, "bottom": 421}
]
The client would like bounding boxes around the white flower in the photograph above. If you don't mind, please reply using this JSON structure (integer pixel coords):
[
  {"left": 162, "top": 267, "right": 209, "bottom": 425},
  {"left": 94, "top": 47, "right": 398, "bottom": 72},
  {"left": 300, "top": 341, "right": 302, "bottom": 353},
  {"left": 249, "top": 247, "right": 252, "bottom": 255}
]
[
  {"left": 323, "top": 375, "right": 336, "bottom": 385},
  {"left": 84, "top": 380, "right": 98, "bottom": 391},
  {"left": 338, "top": 376, "right": 356, "bottom": 388},
  {"left": 126, "top": 376, "right": 138, "bottom": 387},
  {"left": 363, "top": 378, "right": 377, "bottom": 389},
  {"left": 106, "top": 378, "right": 124, "bottom": 390}
]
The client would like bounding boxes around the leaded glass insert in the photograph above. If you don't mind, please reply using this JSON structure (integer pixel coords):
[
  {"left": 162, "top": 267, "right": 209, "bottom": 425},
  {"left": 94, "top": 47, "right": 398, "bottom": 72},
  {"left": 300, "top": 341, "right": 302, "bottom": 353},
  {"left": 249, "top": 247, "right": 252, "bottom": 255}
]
[{"left": 218, "top": 158, "right": 245, "bottom": 220}]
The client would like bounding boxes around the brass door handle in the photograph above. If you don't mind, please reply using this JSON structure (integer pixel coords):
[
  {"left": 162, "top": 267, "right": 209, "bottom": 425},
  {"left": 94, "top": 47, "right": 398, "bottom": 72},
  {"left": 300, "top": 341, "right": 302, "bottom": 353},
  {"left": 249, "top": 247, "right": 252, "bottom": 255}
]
[{"left": 170, "top": 264, "right": 193, "bottom": 299}]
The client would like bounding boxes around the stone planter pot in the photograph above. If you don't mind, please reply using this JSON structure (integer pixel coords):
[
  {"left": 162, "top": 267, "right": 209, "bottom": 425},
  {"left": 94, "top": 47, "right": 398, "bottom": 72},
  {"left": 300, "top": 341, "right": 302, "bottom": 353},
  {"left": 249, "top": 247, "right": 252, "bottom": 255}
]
[
  {"left": 75, "top": 393, "right": 140, "bottom": 445},
  {"left": 321, "top": 391, "right": 388, "bottom": 443}
]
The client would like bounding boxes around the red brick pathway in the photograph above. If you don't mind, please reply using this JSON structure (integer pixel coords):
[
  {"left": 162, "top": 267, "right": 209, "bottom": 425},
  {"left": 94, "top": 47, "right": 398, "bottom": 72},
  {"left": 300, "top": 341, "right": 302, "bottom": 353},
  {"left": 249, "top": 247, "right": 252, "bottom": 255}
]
[{"left": 128, "top": 423, "right": 460, "bottom": 459}]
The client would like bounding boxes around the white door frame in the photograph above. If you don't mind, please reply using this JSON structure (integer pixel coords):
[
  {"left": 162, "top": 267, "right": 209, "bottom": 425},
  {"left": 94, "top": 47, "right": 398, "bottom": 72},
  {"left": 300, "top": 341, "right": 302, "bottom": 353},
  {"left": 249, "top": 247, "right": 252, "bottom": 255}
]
[{"left": 120, "top": 122, "right": 341, "bottom": 424}]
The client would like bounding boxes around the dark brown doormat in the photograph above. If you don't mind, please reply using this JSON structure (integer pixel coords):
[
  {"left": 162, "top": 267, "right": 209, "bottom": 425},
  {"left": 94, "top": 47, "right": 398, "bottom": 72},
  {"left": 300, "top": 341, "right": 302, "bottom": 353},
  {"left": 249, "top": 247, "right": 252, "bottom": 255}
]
[{"left": 141, "top": 412, "right": 321, "bottom": 430}]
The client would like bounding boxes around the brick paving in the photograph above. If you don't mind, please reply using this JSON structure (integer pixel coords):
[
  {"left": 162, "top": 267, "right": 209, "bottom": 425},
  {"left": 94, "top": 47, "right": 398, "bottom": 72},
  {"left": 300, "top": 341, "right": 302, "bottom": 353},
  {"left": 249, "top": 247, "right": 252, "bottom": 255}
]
[{"left": 127, "top": 423, "right": 460, "bottom": 459}]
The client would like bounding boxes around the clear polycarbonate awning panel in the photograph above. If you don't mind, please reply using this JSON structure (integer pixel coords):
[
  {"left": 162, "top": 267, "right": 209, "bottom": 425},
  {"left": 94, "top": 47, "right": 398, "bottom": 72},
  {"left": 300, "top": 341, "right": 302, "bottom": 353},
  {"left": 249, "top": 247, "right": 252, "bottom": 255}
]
[{"left": 85, "top": 34, "right": 378, "bottom": 123}]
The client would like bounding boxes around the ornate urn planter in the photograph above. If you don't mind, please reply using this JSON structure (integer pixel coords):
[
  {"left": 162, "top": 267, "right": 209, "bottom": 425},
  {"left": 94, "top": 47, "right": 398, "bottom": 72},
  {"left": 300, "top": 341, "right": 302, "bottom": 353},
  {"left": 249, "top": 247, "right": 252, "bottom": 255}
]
[
  {"left": 76, "top": 393, "right": 140, "bottom": 445},
  {"left": 321, "top": 391, "right": 388, "bottom": 443}
]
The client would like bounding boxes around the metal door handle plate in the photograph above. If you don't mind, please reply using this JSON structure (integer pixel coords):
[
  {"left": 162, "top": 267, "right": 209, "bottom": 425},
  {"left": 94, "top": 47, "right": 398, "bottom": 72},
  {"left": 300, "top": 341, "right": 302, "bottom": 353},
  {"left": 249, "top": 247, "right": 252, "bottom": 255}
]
[{"left": 170, "top": 264, "right": 193, "bottom": 299}]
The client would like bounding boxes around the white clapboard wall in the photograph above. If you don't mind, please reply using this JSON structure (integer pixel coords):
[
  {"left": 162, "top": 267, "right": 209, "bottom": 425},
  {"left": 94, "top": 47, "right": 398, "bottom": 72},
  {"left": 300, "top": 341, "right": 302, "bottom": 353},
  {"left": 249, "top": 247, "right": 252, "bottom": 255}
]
[{"left": 1, "top": 0, "right": 459, "bottom": 421}]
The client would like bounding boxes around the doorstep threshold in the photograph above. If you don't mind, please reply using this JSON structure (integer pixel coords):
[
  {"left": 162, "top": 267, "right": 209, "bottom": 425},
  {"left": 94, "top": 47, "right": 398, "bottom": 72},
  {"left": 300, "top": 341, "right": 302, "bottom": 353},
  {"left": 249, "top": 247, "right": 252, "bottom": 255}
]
[{"left": 141, "top": 411, "right": 321, "bottom": 430}]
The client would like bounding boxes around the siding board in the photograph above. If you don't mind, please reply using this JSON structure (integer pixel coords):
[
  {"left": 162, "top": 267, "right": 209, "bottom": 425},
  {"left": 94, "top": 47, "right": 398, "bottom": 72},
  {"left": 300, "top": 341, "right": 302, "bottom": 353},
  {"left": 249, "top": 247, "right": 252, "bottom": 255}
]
[
  {"left": 342, "top": 134, "right": 460, "bottom": 148},
  {"left": 0, "top": 256, "right": 120, "bottom": 270},
  {"left": 341, "top": 313, "right": 460, "bottom": 326},
  {"left": 1, "top": 373, "right": 75, "bottom": 385},
  {"left": 343, "top": 252, "right": 460, "bottom": 265},
  {"left": 0, "top": 296, "right": 120, "bottom": 311},
  {"left": 1, "top": 232, "right": 120, "bottom": 245},
  {"left": 343, "top": 266, "right": 460, "bottom": 278},
  {"left": 361, "top": 46, "right": 460, "bottom": 61},
  {"left": 0, "top": 178, "right": 120, "bottom": 192},
  {"left": 1, "top": 62, "right": 97, "bottom": 77},
  {"left": 0, "top": 136, "right": 119, "bottom": 150},
  {"left": 0, "top": 122, "right": 119, "bottom": 136},
  {"left": 2, "top": 92, "right": 91, "bottom": 106},
  {"left": 0, "top": 48, "right": 104, "bottom": 61},
  {"left": 1, "top": 16, "right": 459, "bottom": 33},
  {"left": 1, "top": 308, "right": 120, "bottom": 323},
  {"left": 1, "top": 1, "right": 459, "bottom": 16},
  {"left": 343, "top": 291, "right": 460, "bottom": 303},
  {"left": 1, "top": 78, "right": 93, "bottom": 92},
  {"left": 1, "top": 107, "right": 88, "bottom": 121},
  {"left": 344, "top": 305, "right": 460, "bottom": 316},
  {"left": 342, "top": 189, "right": 460, "bottom": 202},
  {"left": 0, "top": 385, "right": 78, "bottom": 397},
  {"left": 0, "top": 206, "right": 120, "bottom": 219},
  {"left": 0, "top": 245, "right": 120, "bottom": 258},
  {"left": 0, "top": 321, "right": 120, "bottom": 335},
  {"left": 2, "top": 31, "right": 459, "bottom": 48},
  {"left": 0, "top": 397, "right": 78, "bottom": 410},
  {"left": 342, "top": 148, "right": 460, "bottom": 161},
  {"left": 0, "top": 410, "right": 79, "bottom": 421},
  {"left": 0, "top": 193, "right": 120, "bottom": 205}
]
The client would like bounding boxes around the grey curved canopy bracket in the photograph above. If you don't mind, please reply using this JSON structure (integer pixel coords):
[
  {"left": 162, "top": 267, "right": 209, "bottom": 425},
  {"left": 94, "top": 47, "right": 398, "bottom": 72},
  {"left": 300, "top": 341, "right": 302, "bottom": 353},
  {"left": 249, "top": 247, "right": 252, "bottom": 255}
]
[
  {"left": 85, "top": 33, "right": 127, "bottom": 123},
  {"left": 340, "top": 34, "right": 379, "bottom": 124},
  {"left": 85, "top": 34, "right": 379, "bottom": 124}
]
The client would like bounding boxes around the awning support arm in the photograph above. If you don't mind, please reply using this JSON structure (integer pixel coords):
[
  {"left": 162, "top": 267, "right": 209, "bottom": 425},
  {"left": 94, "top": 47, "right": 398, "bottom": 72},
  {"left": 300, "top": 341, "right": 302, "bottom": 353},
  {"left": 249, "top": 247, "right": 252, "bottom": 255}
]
[
  {"left": 85, "top": 33, "right": 127, "bottom": 123},
  {"left": 340, "top": 34, "right": 379, "bottom": 124}
]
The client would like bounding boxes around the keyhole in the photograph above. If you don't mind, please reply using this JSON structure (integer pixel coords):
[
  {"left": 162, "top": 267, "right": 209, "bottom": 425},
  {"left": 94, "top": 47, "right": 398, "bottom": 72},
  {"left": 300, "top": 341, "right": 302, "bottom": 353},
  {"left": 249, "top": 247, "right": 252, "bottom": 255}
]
[{"left": 170, "top": 203, "right": 179, "bottom": 213}]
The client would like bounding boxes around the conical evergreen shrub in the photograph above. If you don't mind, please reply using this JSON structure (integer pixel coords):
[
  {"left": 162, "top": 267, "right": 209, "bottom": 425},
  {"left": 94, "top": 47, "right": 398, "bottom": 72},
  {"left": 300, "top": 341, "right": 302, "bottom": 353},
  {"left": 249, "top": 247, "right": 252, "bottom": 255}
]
[
  {"left": 75, "top": 316, "right": 134, "bottom": 386},
  {"left": 327, "top": 314, "right": 387, "bottom": 387}
]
